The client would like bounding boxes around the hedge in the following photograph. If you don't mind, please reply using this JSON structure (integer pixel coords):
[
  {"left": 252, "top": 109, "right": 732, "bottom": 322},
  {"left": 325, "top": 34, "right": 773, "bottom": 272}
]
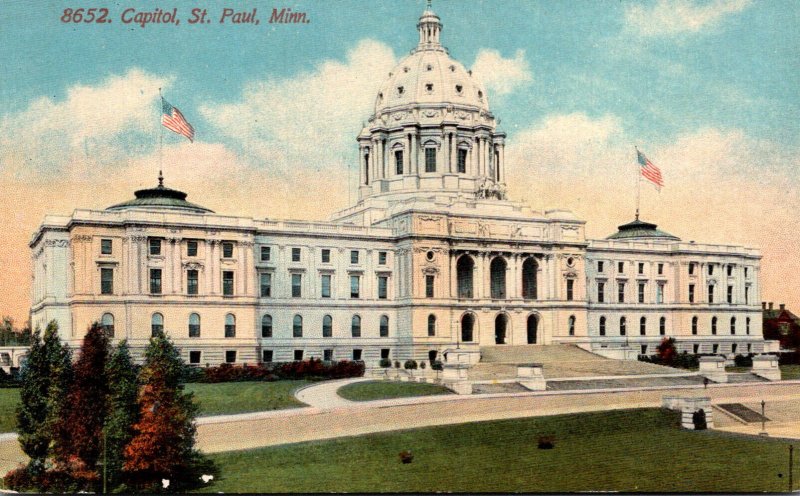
[{"left": 182, "top": 358, "right": 365, "bottom": 383}]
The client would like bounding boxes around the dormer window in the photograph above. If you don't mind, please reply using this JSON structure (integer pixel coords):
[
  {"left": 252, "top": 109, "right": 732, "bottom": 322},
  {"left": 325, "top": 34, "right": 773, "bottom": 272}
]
[
  {"left": 403, "top": 66, "right": 410, "bottom": 73},
  {"left": 478, "top": 90, "right": 483, "bottom": 99},
  {"left": 425, "top": 83, "right": 433, "bottom": 92},
  {"left": 426, "top": 64, "right": 433, "bottom": 71},
  {"left": 449, "top": 65, "right": 456, "bottom": 72},
  {"left": 455, "top": 84, "right": 463, "bottom": 94},
  {"left": 377, "top": 92, "right": 383, "bottom": 102},
  {"left": 397, "top": 86, "right": 405, "bottom": 96}
]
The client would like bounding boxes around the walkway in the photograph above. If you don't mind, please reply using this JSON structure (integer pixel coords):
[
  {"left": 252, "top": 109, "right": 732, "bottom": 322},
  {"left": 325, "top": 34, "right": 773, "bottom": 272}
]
[{"left": 294, "top": 377, "right": 371, "bottom": 409}]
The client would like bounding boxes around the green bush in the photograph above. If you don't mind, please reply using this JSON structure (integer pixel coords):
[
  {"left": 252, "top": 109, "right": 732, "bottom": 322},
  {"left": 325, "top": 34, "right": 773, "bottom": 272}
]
[
  {"left": 379, "top": 358, "right": 392, "bottom": 368},
  {"left": 431, "top": 360, "right": 444, "bottom": 371},
  {"left": 404, "top": 360, "right": 418, "bottom": 370}
]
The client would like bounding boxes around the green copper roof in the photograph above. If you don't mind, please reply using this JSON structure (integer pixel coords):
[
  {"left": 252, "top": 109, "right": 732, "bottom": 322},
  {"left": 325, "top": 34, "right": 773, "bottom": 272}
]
[
  {"left": 606, "top": 218, "right": 680, "bottom": 241},
  {"left": 106, "top": 177, "right": 213, "bottom": 214}
]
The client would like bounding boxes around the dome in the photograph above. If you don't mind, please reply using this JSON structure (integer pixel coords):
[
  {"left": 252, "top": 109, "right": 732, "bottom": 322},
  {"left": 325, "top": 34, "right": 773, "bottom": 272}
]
[
  {"left": 606, "top": 218, "right": 680, "bottom": 241},
  {"left": 373, "top": 4, "right": 489, "bottom": 116},
  {"left": 106, "top": 175, "right": 213, "bottom": 214}
]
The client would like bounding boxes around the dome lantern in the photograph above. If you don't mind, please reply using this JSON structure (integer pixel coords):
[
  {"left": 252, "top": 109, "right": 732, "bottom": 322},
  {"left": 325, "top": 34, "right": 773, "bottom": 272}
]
[{"left": 417, "top": 1, "right": 443, "bottom": 50}]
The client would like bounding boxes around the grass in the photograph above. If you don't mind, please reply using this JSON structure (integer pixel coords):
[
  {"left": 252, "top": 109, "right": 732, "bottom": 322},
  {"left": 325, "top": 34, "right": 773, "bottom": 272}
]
[
  {"left": 337, "top": 380, "right": 452, "bottom": 402},
  {"left": 780, "top": 364, "right": 800, "bottom": 380},
  {"left": 199, "top": 408, "right": 797, "bottom": 493},
  {"left": 185, "top": 381, "right": 312, "bottom": 416},
  {"left": 0, "top": 388, "right": 19, "bottom": 433},
  {"left": 0, "top": 381, "right": 311, "bottom": 432}
]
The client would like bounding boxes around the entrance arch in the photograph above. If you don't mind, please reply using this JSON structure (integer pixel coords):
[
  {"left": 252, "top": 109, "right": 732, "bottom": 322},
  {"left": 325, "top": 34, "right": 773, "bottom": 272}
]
[
  {"left": 527, "top": 314, "right": 539, "bottom": 344},
  {"left": 456, "top": 255, "right": 475, "bottom": 299},
  {"left": 495, "top": 313, "right": 509, "bottom": 344},
  {"left": 461, "top": 313, "right": 475, "bottom": 343}
]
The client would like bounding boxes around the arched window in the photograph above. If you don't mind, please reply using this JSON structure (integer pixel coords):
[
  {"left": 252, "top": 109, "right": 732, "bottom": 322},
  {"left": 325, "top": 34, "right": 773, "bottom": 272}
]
[
  {"left": 323, "top": 315, "right": 333, "bottom": 337},
  {"left": 461, "top": 313, "right": 474, "bottom": 342},
  {"left": 425, "top": 146, "right": 437, "bottom": 172},
  {"left": 225, "top": 314, "right": 236, "bottom": 338},
  {"left": 746, "top": 317, "right": 750, "bottom": 335},
  {"left": 456, "top": 255, "right": 474, "bottom": 299},
  {"left": 659, "top": 316, "right": 666, "bottom": 336},
  {"left": 620, "top": 316, "right": 627, "bottom": 336},
  {"left": 101, "top": 313, "right": 114, "bottom": 337},
  {"left": 522, "top": 258, "right": 538, "bottom": 300},
  {"left": 599, "top": 316, "right": 606, "bottom": 336},
  {"left": 730, "top": 316, "right": 736, "bottom": 335},
  {"left": 293, "top": 315, "right": 303, "bottom": 337},
  {"left": 380, "top": 315, "right": 389, "bottom": 337},
  {"left": 568, "top": 316, "right": 576, "bottom": 336},
  {"left": 640, "top": 316, "right": 647, "bottom": 336},
  {"left": 427, "top": 314, "right": 436, "bottom": 337},
  {"left": 151, "top": 313, "right": 163, "bottom": 337},
  {"left": 261, "top": 314, "right": 272, "bottom": 338},
  {"left": 711, "top": 316, "right": 717, "bottom": 335},
  {"left": 490, "top": 257, "right": 507, "bottom": 299},
  {"left": 692, "top": 316, "right": 698, "bottom": 335},
  {"left": 351, "top": 315, "right": 361, "bottom": 337},
  {"left": 189, "top": 313, "right": 200, "bottom": 338},
  {"left": 394, "top": 148, "right": 404, "bottom": 175}
]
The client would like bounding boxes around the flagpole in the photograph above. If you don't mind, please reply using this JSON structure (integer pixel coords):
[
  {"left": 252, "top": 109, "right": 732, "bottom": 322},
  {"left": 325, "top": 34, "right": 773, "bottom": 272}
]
[
  {"left": 158, "top": 88, "right": 164, "bottom": 186},
  {"left": 635, "top": 146, "right": 641, "bottom": 220}
]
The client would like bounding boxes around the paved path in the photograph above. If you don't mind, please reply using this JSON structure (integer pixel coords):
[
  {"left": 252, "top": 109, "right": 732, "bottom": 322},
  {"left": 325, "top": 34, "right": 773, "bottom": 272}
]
[{"left": 294, "top": 377, "right": 371, "bottom": 409}]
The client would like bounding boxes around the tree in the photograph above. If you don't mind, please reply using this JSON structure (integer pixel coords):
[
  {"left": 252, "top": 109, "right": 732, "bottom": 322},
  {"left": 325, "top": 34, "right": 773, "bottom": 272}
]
[
  {"left": 123, "top": 331, "right": 212, "bottom": 491},
  {"left": 53, "top": 322, "right": 110, "bottom": 478},
  {"left": 15, "top": 320, "right": 72, "bottom": 474},
  {"left": 656, "top": 337, "right": 677, "bottom": 364},
  {"left": 104, "top": 340, "right": 140, "bottom": 490}
]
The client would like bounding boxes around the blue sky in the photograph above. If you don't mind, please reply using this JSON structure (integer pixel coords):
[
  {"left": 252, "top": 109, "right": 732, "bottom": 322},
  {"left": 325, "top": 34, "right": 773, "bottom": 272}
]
[{"left": 0, "top": 0, "right": 799, "bottom": 321}]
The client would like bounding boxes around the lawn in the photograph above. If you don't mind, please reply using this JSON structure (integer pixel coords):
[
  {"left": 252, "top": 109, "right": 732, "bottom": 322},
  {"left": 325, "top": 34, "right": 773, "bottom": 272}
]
[
  {"left": 185, "top": 381, "right": 312, "bottom": 416},
  {"left": 781, "top": 365, "right": 800, "bottom": 380},
  {"left": 199, "top": 408, "right": 797, "bottom": 493},
  {"left": 337, "top": 380, "right": 452, "bottom": 402},
  {"left": 0, "top": 388, "right": 19, "bottom": 433}
]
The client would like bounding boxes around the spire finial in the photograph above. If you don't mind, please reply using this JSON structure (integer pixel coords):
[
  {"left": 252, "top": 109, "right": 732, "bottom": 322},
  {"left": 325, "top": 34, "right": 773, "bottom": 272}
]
[
  {"left": 427, "top": 0, "right": 432, "bottom": 9},
  {"left": 158, "top": 169, "right": 164, "bottom": 187}
]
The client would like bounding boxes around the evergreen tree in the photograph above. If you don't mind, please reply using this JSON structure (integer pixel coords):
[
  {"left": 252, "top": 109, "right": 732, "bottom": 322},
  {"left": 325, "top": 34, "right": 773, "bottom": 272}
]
[
  {"left": 123, "top": 331, "right": 211, "bottom": 491},
  {"left": 53, "top": 322, "right": 110, "bottom": 477},
  {"left": 15, "top": 320, "right": 72, "bottom": 473},
  {"left": 104, "top": 340, "right": 140, "bottom": 490}
]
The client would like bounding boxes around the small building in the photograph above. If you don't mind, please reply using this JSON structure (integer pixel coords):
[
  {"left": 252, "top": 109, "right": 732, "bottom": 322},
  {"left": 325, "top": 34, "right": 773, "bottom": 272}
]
[{"left": 762, "top": 302, "right": 800, "bottom": 352}]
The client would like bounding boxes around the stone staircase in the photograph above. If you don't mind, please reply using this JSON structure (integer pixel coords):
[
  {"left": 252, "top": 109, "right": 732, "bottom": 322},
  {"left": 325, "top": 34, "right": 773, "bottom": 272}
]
[{"left": 472, "top": 344, "right": 689, "bottom": 380}]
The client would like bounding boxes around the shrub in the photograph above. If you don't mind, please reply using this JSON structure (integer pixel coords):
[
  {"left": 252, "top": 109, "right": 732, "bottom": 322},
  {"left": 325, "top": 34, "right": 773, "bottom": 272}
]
[
  {"left": 394, "top": 360, "right": 401, "bottom": 369},
  {"left": 404, "top": 360, "right": 418, "bottom": 370},
  {"left": 537, "top": 436, "right": 555, "bottom": 449},
  {"left": 379, "top": 358, "right": 392, "bottom": 368},
  {"left": 419, "top": 361, "right": 426, "bottom": 370},
  {"left": 734, "top": 354, "right": 753, "bottom": 367},
  {"left": 184, "top": 359, "right": 365, "bottom": 383},
  {"left": 431, "top": 360, "right": 444, "bottom": 371},
  {"left": 656, "top": 337, "right": 677, "bottom": 364}
]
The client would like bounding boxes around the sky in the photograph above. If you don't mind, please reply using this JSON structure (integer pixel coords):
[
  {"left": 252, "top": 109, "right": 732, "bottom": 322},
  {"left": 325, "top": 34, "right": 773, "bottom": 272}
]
[{"left": 0, "top": 0, "right": 798, "bottom": 324}]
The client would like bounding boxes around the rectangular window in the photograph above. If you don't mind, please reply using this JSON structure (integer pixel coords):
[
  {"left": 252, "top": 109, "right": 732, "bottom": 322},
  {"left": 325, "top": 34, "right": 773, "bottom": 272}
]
[
  {"left": 294, "top": 350, "right": 304, "bottom": 361},
  {"left": 149, "top": 238, "right": 162, "bottom": 256},
  {"left": 323, "top": 349, "right": 333, "bottom": 361},
  {"left": 656, "top": 283, "right": 664, "bottom": 304},
  {"left": 457, "top": 148, "right": 467, "bottom": 173},
  {"left": 352, "top": 349, "right": 363, "bottom": 361},
  {"left": 638, "top": 263, "right": 644, "bottom": 274},
  {"left": 350, "top": 250, "right": 359, "bottom": 264},
  {"left": 395, "top": 150, "right": 403, "bottom": 175},
  {"left": 689, "top": 284, "right": 695, "bottom": 303},
  {"left": 149, "top": 269, "right": 162, "bottom": 294},
  {"left": 262, "top": 350, "right": 273, "bottom": 363},
  {"left": 260, "top": 273, "right": 272, "bottom": 297},
  {"left": 187, "top": 269, "right": 199, "bottom": 295},
  {"left": 727, "top": 285, "right": 733, "bottom": 304},
  {"left": 321, "top": 274, "right": 331, "bottom": 298},
  {"left": 641, "top": 345, "right": 648, "bottom": 355},
  {"left": 744, "top": 267, "right": 749, "bottom": 278},
  {"left": 378, "top": 276, "right": 388, "bottom": 299},
  {"left": 745, "top": 286, "right": 749, "bottom": 305},
  {"left": 350, "top": 275, "right": 360, "bottom": 298},
  {"left": 597, "top": 282, "right": 605, "bottom": 303},
  {"left": 189, "top": 351, "right": 201, "bottom": 364},
  {"left": 708, "top": 285, "right": 714, "bottom": 303},
  {"left": 291, "top": 247, "right": 301, "bottom": 262},
  {"left": 378, "top": 251, "right": 387, "bottom": 265},
  {"left": 425, "top": 147, "right": 436, "bottom": 172},
  {"left": 657, "top": 263, "right": 664, "bottom": 275},
  {"left": 638, "top": 283, "right": 645, "bottom": 303},
  {"left": 566, "top": 279, "right": 574, "bottom": 301},
  {"left": 101, "top": 239, "right": 112, "bottom": 255},
  {"left": 222, "top": 271, "right": 234, "bottom": 296},
  {"left": 708, "top": 264, "right": 714, "bottom": 276},
  {"left": 222, "top": 242, "right": 234, "bottom": 258},
  {"left": 225, "top": 350, "right": 236, "bottom": 364},
  {"left": 381, "top": 348, "right": 390, "bottom": 359},
  {"left": 321, "top": 249, "right": 330, "bottom": 263},
  {"left": 101, "top": 268, "right": 114, "bottom": 295},
  {"left": 426, "top": 275, "right": 435, "bottom": 298},
  {"left": 618, "top": 282, "right": 625, "bottom": 303},
  {"left": 727, "top": 265, "right": 733, "bottom": 277},
  {"left": 260, "top": 246, "right": 270, "bottom": 261},
  {"left": 597, "top": 261, "right": 604, "bottom": 273},
  {"left": 292, "top": 273, "right": 302, "bottom": 298},
  {"left": 618, "top": 261, "right": 624, "bottom": 273},
  {"left": 689, "top": 263, "right": 695, "bottom": 275},
  {"left": 187, "top": 240, "right": 198, "bottom": 257}
]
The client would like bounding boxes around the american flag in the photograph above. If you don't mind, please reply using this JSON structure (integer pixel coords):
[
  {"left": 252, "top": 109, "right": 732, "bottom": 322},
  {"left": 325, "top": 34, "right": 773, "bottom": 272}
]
[
  {"left": 161, "top": 98, "right": 194, "bottom": 142},
  {"left": 637, "top": 149, "right": 664, "bottom": 189}
]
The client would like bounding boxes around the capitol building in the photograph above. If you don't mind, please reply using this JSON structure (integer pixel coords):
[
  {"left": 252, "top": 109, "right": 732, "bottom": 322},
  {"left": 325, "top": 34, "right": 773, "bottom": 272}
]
[{"left": 30, "top": 6, "right": 766, "bottom": 366}]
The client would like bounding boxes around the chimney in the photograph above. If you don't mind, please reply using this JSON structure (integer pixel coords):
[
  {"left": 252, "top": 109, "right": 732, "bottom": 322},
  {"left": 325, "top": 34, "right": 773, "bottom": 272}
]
[
  {"left": 768, "top": 302, "right": 774, "bottom": 310},
  {"left": 780, "top": 304, "right": 785, "bottom": 311},
  {"left": 762, "top": 301, "right": 767, "bottom": 310}
]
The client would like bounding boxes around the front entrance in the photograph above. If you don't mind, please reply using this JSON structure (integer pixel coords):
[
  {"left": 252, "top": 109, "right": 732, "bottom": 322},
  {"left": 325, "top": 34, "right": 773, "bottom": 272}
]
[
  {"left": 527, "top": 315, "right": 538, "bottom": 344},
  {"left": 495, "top": 314, "right": 508, "bottom": 344}
]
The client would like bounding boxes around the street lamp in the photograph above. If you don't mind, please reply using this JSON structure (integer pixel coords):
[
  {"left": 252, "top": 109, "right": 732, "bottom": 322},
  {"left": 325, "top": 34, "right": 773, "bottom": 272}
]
[{"left": 759, "top": 400, "right": 767, "bottom": 436}]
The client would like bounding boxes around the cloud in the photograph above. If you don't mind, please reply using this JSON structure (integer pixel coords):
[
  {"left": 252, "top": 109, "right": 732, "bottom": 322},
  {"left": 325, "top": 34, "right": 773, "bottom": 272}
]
[
  {"left": 471, "top": 49, "right": 533, "bottom": 96},
  {"left": 625, "top": 0, "right": 752, "bottom": 36}
]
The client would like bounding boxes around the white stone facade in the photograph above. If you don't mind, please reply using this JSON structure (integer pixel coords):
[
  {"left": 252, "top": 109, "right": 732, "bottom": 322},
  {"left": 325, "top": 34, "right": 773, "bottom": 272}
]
[{"left": 29, "top": 6, "right": 765, "bottom": 365}]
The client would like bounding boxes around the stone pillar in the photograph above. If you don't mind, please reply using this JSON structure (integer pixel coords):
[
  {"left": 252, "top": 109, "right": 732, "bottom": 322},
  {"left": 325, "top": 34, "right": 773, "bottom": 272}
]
[
  {"left": 475, "top": 253, "right": 486, "bottom": 299},
  {"left": 751, "top": 354, "right": 781, "bottom": 381},
  {"left": 405, "top": 134, "right": 411, "bottom": 175},
  {"left": 499, "top": 143, "right": 505, "bottom": 183},
  {"left": 517, "top": 364, "right": 546, "bottom": 391},
  {"left": 699, "top": 356, "right": 727, "bottom": 383},
  {"left": 474, "top": 137, "right": 482, "bottom": 176},
  {"left": 449, "top": 132, "right": 456, "bottom": 173},
  {"left": 359, "top": 146, "right": 366, "bottom": 184},
  {"left": 483, "top": 138, "right": 489, "bottom": 178},
  {"left": 471, "top": 137, "right": 479, "bottom": 176},
  {"left": 411, "top": 133, "right": 419, "bottom": 174}
]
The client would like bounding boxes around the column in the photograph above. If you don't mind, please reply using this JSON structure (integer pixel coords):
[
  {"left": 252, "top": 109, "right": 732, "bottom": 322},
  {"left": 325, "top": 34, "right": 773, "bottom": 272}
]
[
  {"left": 404, "top": 134, "right": 411, "bottom": 175},
  {"left": 474, "top": 137, "right": 482, "bottom": 176},
  {"left": 411, "top": 133, "right": 419, "bottom": 174},
  {"left": 449, "top": 251, "right": 457, "bottom": 298},
  {"left": 359, "top": 146, "right": 366, "bottom": 184},
  {"left": 237, "top": 243, "right": 247, "bottom": 295},
  {"left": 472, "top": 137, "right": 479, "bottom": 176},
  {"left": 483, "top": 253, "right": 492, "bottom": 299},
  {"left": 499, "top": 143, "right": 506, "bottom": 183},
  {"left": 483, "top": 138, "right": 490, "bottom": 179},
  {"left": 512, "top": 254, "right": 521, "bottom": 299},
  {"left": 449, "top": 132, "right": 456, "bottom": 173},
  {"left": 370, "top": 138, "right": 378, "bottom": 183}
]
